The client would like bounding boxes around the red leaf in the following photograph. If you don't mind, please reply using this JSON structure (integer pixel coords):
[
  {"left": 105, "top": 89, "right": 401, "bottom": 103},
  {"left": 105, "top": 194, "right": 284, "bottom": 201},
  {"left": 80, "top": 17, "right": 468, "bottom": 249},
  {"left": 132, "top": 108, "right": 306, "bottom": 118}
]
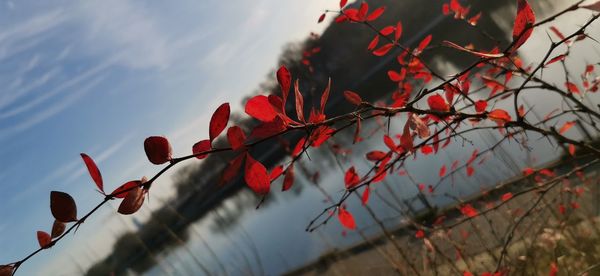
[
  {"left": 221, "top": 154, "right": 245, "bottom": 185},
  {"left": 357, "top": 2, "right": 369, "bottom": 20},
  {"left": 544, "top": 54, "right": 566, "bottom": 66},
  {"left": 276, "top": 70, "right": 291, "bottom": 120},
  {"left": 439, "top": 165, "right": 447, "bottom": 177},
  {"left": 270, "top": 165, "right": 284, "bottom": 181},
  {"left": 442, "top": 135, "right": 451, "bottom": 148},
  {"left": 250, "top": 117, "right": 287, "bottom": 138},
  {"left": 209, "top": 103, "right": 230, "bottom": 142},
  {"left": 427, "top": 94, "right": 450, "bottom": 112},
  {"left": 559, "top": 121, "right": 576, "bottom": 134},
  {"left": 338, "top": 207, "right": 356, "bottom": 230},
  {"left": 549, "top": 262, "right": 558, "bottom": 276},
  {"left": 372, "top": 43, "right": 394, "bottom": 56},
  {"left": 488, "top": 109, "right": 512, "bottom": 125},
  {"left": 339, "top": 0, "right": 348, "bottom": 8},
  {"left": 0, "top": 265, "right": 14, "bottom": 276},
  {"left": 294, "top": 79, "right": 305, "bottom": 122},
  {"left": 227, "top": 126, "right": 246, "bottom": 150},
  {"left": 481, "top": 76, "right": 507, "bottom": 95},
  {"left": 414, "top": 35, "right": 432, "bottom": 56},
  {"left": 443, "top": 84, "right": 456, "bottom": 103},
  {"left": 192, "top": 139, "right": 212, "bottom": 159},
  {"left": 80, "top": 153, "right": 103, "bottom": 194},
  {"left": 511, "top": 0, "right": 536, "bottom": 51},
  {"left": 395, "top": 21, "right": 403, "bottom": 41},
  {"left": 50, "top": 191, "right": 77, "bottom": 222},
  {"left": 415, "top": 229, "right": 425, "bottom": 239},
  {"left": 244, "top": 153, "right": 270, "bottom": 195},
  {"left": 343, "top": 91, "right": 362, "bottom": 105},
  {"left": 549, "top": 26, "right": 565, "bottom": 40},
  {"left": 421, "top": 145, "right": 434, "bottom": 155},
  {"left": 383, "top": 135, "right": 397, "bottom": 152},
  {"left": 387, "top": 70, "right": 405, "bottom": 82},
  {"left": 460, "top": 204, "right": 478, "bottom": 218},
  {"left": 367, "top": 35, "right": 380, "bottom": 51},
  {"left": 366, "top": 6, "right": 385, "bottom": 21},
  {"left": 37, "top": 231, "right": 51, "bottom": 248},
  {"left": 366, "top": 151, "right": 387, "bottom": 161},
  {"left": 467, "top": 149, "right": 479, "bottom": 165},
  {"left": 343, "top": 9, "right": 359, "bottom": 22},
  {"left": 292, "top": 137, "right": 306, "bottom": 158},
  {"left": 361, "top": 187, "right": 370, "bottom": 205},
  {"left": 565, "top": 82, "right": 580, "bottom": 94},
  {"left": 268, "top": 95, "right": 284, "bottom": 114},
  {"left": 345, "top": 166, "right": 360, "bottom": 189},
  {"left": 310, "top": 126, "right": 335, "bottom": 147},
  {"left": 318, "top": 13, "right": 326, "bottom": 23},
  {"left": 409, "top": 113, "right": 430, "bottom": 138},
  {"left": 450, "top": 0, "right": 463, "bottom": 15},
  {"left": 380, "top": 26, "right": 395, "bottom": 36},
  {"left": 501, "top": 192, "right": 513, "bottom": 202},
  {"left": 518, "top": 105, "right": 526, "bottom": 117},
  {"left": 475, "top": 100, "right": 487, "bottom": 113},
  {"left": 442, "top": 4, "right": 450, "bottom": 15},
  {"left": 452, "top": 160, "right": 460, "bottom": 170},
  {"left": 523, "top": 167, "right": 535, "bottom": 176},
  {"left": 51, "top": 220, "right": 66, "bottom": 238},
  {"left": 443, "top": 41, "right": 504, "bottom": 58},
  {"left": 400, "top": 122, "right": 414, "bottom": 152},
  {"left": 144, "top": 136, "right": 172, "bottom": 165},
  {"left": 586, "top": 64, "right": 595, "bottom": 74},
  {"left": 282, "top": 165, "right": 295, "bottom": 191},
  {"left": 277, "top": 66, "right": 291, "bottom": 99},
  {"left": 373, "top": 166, "right": 387, "bottom": 183},
  {"left": 245, "top": 95, "right": 278, "bottom": 122},
  {"left": 320, "top": 78, "right": 331, "bottom": 115},
  {"left": 466, "top": 166, "right": 474, "bottom": 176},
  {"left": 568, "top": 144, "right": 576, "bottom": 156},
  {"left": 111, "top": 181, "right": 141, "bottom": 198},
  {"left": 468, "top": 12, "right": 482, "bottom": 26},
  {"left": 559, "top": 204, "right": 566, "bottom": 214},
  {"left": 118, "top": 186, "right": 145, "bottom": 215}
]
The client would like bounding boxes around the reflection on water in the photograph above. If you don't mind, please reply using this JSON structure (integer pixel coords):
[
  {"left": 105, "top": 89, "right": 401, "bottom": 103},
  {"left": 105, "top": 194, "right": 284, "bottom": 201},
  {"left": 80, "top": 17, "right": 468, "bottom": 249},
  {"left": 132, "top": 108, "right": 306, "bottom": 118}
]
[{"left": 86, "top": 0, "right": 600, "bottom": 275}]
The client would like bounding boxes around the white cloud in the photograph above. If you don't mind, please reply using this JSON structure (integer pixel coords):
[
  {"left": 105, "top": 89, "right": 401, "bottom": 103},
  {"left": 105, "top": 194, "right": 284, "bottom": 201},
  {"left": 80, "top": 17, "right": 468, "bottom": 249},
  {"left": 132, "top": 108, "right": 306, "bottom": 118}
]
[
  {"left": 0, "top": 9, "right": 66, "bottom": 61},
  {"left": 0, "top": 67, "right": 61, "bottom": 111},
  {"left": 0, "top": 74, "right": 105, "bottom": 138},
  {"left": 75, "top": 0, "right": 171, "bottom": 70},
  {"left": 0, "top": 57, "right": 114, "bottom": 120}
]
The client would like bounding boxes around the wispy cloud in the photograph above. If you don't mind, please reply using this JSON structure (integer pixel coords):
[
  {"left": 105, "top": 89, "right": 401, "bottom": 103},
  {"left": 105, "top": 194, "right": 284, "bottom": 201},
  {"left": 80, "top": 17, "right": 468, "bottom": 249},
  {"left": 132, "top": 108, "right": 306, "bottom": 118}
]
[
  {"left": 0, "top": 67, "right": 61, "bottom": 111},
  {"left": 0, "top": 57, "right": 114, "bottom": 119},
  {"left": 75, "top": 0, "right": 171, "bottom": 70},
  {"left": 0, "top": 74, "right": 106, "bottom": 140},
  {"left": 0, "top": 9, "right": 67, "bottom": 61}
]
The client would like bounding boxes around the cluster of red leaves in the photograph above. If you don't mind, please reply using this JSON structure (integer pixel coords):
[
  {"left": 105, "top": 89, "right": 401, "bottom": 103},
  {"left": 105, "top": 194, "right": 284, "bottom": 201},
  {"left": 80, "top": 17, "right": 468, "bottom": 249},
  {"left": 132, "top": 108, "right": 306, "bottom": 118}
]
[
  {"left": 239, "top": 66, "right": 338, "bottom": 194},
  {"left": 10, "top": 0, "right": 600, "bottom": 274},
  {"left": 335, "top": 2, "right": 386, "bottom": 24}
]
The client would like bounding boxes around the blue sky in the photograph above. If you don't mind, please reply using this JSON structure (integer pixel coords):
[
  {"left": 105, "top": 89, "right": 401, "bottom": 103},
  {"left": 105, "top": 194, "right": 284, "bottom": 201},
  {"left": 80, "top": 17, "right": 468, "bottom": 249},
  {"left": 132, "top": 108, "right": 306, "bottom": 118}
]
[
  {"left": 0, "top": 0, "right": 335, "bottom": 274},
  {"left": 4, "top": 0, "right": 599, "bottom": 274}
]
